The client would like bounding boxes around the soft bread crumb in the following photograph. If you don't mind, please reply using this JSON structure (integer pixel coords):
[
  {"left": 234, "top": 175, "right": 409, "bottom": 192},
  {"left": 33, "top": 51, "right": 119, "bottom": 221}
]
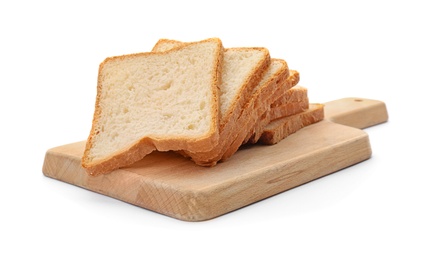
[{"left": 82, "top": 38, "right": 223, "bottom": 175}]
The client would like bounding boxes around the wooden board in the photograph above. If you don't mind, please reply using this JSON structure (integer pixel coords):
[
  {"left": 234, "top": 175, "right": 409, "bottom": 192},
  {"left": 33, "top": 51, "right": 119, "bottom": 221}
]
[{"left": 42, "top": 98, "right": 388, "bottom": 221}]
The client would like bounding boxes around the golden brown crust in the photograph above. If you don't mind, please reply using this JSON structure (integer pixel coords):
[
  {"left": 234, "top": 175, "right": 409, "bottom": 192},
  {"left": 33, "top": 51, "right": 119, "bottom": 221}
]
[
  {"left": 151, "top": 39, "right": 184, "bottom": 52},
  {"left": 153, "top": 41, "right": 271, "bottom": 131},
  {"left": 185, "top": 60, "right": 291, "bottom": 166},
  {"left": 259, "top": 104, "right": 324, "bottom": 145},
  {"left": 82, "top": 37, "right": 318, "bottom": 173},
  {"left": 219, "top": 74, "right": 304, "bottom": 163},
  {"left": 173, "top": 48, "right": 273, "bottom": 165},
  {"left": 271, "top": 86, "right": 308, "bottom": 108},
  {"left": 219, "top": 47, "right": 271, "bottom": 128},
  {"left": 244, "top": 70, "right": 300, "bottom": 144},
  {"left": 267, "top": 100, "right": 309, "bottom": 122},
  {"left": 188, "top": 59, "right": 285, "bottom": 160},
  {"left": 219, "top": 101, "right": 311, "bottom": 164},
  {"left": 153, "top": 41, "right": 273, "bottom": 159},
  {"left": 81, "top": 38, "right": 224, "bottom": 175},
  {"left": 81, "top": 138, "right": 156, "bottom": 176}
]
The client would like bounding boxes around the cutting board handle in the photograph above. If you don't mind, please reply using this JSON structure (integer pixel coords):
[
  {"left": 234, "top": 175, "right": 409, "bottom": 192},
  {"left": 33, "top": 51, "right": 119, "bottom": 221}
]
[{"left": 323, "top": 97, "right": 388, "bottom": 129}]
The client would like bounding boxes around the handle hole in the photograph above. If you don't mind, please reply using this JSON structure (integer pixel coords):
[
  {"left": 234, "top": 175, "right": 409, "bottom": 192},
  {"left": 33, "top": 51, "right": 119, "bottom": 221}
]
[{"left": 354, "top": 99, "right": 363, "bottom": 102}]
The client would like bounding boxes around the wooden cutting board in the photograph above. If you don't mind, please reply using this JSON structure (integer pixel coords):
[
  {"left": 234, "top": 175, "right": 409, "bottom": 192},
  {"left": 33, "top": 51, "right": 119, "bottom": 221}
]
[{"left": 42, "top": 98, "right": 388, "bottom": 221}]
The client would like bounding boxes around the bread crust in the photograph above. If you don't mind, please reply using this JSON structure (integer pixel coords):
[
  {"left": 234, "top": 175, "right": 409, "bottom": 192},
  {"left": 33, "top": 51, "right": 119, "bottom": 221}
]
[
  {"left": 218, "top": 47, "right": 271, "bottom": 129},
  {"left": 259, "top": 104, "right": 324, "bottom": 145},
  {"left": 244, "top": 70, "right": 300, "bottom": 144},
  {"left": 220, "top": 71, "right": 302, "bottom": 163},
  {"left": 82, "top": 37, "right": 321, "bottom": 173},
  {"left": 153, "top": 40, "right": 272, "bottom": 154},
  {"left": 271, "top": 86, "right": 308, "bottom": 108},
  {"left": 181, "top": 48, "right": 272, "bottom": 159},
  {"left": 267, "top": 87, "right": 309, "bottom": 120},
  {"left": 82, "top": 38, "right": 224, "bottom": 175},
  {"left": 184, "top": 60, "right": 291, "bottom": 166}
]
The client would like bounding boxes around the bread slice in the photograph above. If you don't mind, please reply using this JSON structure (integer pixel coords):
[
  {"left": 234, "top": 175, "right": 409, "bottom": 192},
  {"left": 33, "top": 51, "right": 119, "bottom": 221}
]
[
  {"left": 186, "top": 59, "right": 290, "bottom": 166},
  {"left": 82, "top": 38, "right": 224, "bottom": 175},
  {"left": 271, "top": 86, "right": 309, "bottom": 108},
  {"left": 259, "top": 104, "right": 325, "bottom": 145},
  {"left": 152, "top": 39, "right": 271, "bottom": 135},
  {"left": 152, "top": 39, "right": 273, "bottom": 164},
  {"left": 220, "top": 70, "right": 301, "bottom": 162},
  {"left": 265, "top": 86, "right": 309, "bottom": 125},
  {"left": 243, "top": 70, "right": 301, "bottom": 144}
]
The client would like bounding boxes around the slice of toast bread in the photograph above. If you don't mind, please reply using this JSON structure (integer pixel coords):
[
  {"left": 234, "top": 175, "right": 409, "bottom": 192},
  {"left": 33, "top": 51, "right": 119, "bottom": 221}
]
[{"left": 81, "top": 38, "right": 224, "bottom": 175}]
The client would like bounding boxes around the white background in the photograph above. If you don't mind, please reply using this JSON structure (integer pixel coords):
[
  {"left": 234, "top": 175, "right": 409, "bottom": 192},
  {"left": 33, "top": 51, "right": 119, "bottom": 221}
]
[{"left": 1, "top": 0, "right": 422, "bottom": 259}]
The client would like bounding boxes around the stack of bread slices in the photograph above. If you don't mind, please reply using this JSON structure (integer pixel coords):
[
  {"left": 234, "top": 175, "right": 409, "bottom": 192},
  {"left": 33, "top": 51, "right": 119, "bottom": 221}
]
[{"left": 81, "top": 38, "right": 324, "bottom": 175}]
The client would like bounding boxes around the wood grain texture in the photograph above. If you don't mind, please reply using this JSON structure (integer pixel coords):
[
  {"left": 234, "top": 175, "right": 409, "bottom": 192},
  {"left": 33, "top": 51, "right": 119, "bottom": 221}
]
[
  {"left": 324, "top": 97, "right": 388, "bottom": 128},
  {"left": 42, "top": 98, "right": 387, "bottom": 221}
]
